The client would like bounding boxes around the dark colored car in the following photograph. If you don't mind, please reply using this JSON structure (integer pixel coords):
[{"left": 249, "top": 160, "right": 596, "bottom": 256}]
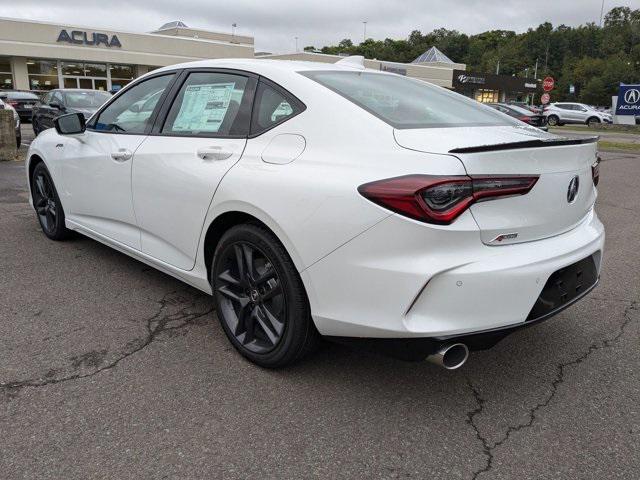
[
  {"left": 507, "top": 100, "right": 542, "bottom": 114},
  {"left": 0, "top": 91, "right": 41, "bottom": 122},
  {"left": 488, "top": 103, "right": 548, "bottom": 131},
  {"left": 32, "top": 89, "right": 112, "bottom": 135}
]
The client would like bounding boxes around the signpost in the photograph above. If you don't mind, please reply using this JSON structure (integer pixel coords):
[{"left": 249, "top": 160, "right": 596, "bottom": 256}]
[
  {"left": 614, "top": 83, "right": 640, "bottom": 125},
  {"left": 541, "top": 93, "right": 550, "bottom": 105},
  {"left": 543, "top": 76, "right": 555, "bottom": 92}
]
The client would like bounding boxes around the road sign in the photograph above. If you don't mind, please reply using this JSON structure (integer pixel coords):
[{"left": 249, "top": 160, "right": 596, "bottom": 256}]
[
  {"left": 543, "top": 77, "right": 555, "bottom": 92},
  {"left": 615, "top": 84, "right": 640, "bottom": 116},
  {"left": 541, "top": 93, "right": 550, "bottom": 104}
]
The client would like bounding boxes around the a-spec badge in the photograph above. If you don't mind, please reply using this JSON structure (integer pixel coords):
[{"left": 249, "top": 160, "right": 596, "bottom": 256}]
[{"left": 489, "top": 232, "right": 519, "bottom": 244}]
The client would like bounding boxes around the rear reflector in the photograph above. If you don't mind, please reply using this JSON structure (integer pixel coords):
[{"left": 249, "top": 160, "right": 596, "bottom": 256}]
[
  {"left": 592, "top": 156, "right": 601, "bottom": 187},
  {"left": 358, "top": 174, "right": 539, "bottom": 225}
]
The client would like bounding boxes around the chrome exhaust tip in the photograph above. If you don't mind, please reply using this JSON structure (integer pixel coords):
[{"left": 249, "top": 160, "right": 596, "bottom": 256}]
[{"left": 426, "top": 343, "right": 469, "bottom": 370}]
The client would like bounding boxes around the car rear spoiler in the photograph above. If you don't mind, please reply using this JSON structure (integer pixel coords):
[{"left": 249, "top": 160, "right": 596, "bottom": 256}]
[{"left": 449, "top": 136, "right": 598, "bottom": 154}]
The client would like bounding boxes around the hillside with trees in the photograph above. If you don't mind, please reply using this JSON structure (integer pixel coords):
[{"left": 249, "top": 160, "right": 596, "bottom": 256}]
[{"left": 309, "top": 6, "right": 639, "bottom": 105}]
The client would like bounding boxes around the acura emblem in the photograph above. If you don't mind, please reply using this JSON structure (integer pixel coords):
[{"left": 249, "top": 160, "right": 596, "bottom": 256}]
[
  {"left": 567, "top": 176, "right": 580, "bottom": 203},
  {"left": 624, "top": 89, "right": 640, "bottom": 104}
]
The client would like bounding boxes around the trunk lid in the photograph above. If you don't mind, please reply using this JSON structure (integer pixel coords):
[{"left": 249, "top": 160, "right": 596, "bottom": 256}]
[{"left": 394, "top": 126, "right": 598, "bottom": 245}]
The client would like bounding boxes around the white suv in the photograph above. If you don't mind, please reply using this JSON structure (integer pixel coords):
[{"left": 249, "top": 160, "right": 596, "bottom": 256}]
[{"left": 544, "top": 102, "right": 612, "bottom": 126}]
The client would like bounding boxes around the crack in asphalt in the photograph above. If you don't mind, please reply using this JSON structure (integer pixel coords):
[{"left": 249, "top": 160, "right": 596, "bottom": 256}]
[
  {"left": 466, "top": 299, "right": 638, "bottom": 480},
  {"left": 0, "top": 290, "right": 214, "bottom": 397}
]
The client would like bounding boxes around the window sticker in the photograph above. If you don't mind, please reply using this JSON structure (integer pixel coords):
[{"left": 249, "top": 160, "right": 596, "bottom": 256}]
[{"left": 172, "top": 82, "right": 235, "bottom": 132}]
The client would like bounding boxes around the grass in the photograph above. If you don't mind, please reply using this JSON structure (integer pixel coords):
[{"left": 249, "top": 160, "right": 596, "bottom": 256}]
[{"left": 598, "top": 141, "right": 640, "bottom": 152}]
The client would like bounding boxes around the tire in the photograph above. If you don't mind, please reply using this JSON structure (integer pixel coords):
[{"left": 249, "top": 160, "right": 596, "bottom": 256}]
[
  {"left": 32, "top": 119, "right": 39, "bottom": 136},
  {"left": 212, "top": 223, "right": 319, "bottom": 368},
  {"left": 31, "top": 162, "right": 72, "bottom": 241},
  {"left": 587, "top": 117, "right": 600, "bottom": 126},
  {"left": 547, "top": 115, "right": 559, "bottom": 126},
  {"left": 16, "top": 132, "right": 21, "bottom": 149}
]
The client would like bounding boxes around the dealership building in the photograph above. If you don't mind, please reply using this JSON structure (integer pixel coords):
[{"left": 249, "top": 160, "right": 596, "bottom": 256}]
[
  {"left": 0, "top": 17, "right": 539, "bottom": 101},
  {"left": 0, "top": 18, "right": 253, "bottom": 92}
]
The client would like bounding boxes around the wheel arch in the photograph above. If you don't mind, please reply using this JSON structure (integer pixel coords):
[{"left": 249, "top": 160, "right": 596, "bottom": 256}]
[{"left": 202, "top": 208, "right": 305, "bottom": 286}]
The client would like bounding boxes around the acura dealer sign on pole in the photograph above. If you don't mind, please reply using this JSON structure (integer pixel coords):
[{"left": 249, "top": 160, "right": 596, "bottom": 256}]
[{"left": 615, "top": 83, "right": 640, "bottom": 125}]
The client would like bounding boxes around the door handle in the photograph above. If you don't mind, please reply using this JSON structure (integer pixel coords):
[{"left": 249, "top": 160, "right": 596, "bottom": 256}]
[
  {"left": 197, "top": 146, "right": 233, "bottom": 161},
  {"left": 111, "top": 149, "right": 132, "bottom": 162}
]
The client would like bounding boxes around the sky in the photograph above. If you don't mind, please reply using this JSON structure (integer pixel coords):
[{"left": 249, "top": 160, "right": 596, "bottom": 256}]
[{"left": 1, "top": 0, "right": 637, "bottom": 53}]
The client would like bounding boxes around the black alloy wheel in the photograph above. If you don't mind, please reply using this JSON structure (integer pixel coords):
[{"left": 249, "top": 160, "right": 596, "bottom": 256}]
[
  {"left": 547, "top": 115, "right": 559, "bottom": 126},
  {"left": 212, "top": 224, "right": 319, "bottom": 367},
  {"left": 216, "top": 241, "right": 285, "bottom": 353},
  {"left": 31, "top": 163, "right": 71, "bottom": 240}
]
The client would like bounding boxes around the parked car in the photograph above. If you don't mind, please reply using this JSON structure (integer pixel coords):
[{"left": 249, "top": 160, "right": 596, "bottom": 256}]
[
  {"left": 487, "top": 103, "right": 548, "bottom": 131},
  {"left": 507, "top": 101, "right": 542, "bottom": 114},
  {"left": 543, "top": 102, "right": 612, "bottom": 126},
  {"left": 25, "top": 58, "right": 604, "bottom": 370},
  {"left": 0, "top": 91, "right": 40, "bottom": 122},
  {"left": 32, "top": 89, "right": 111, "bottom": 135},
  {"left": 0, "top": 98, "right": 21, "bottom": 148}
]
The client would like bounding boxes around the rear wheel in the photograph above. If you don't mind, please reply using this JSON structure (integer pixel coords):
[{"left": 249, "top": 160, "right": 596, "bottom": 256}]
[
  {"left": 547, "top": 115, "right": 559, "bottom": 127},
  {"left": 31, "top": 162, "right": 72, "bottom": 240},
  {"left": 212, "top": 223, "right": 319, "bottom": 368}
]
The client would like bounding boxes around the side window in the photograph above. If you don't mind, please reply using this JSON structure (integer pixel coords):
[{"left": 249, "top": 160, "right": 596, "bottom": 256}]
[
  {"left": 52, "top": 92, "right": 64, "bottom": 105},
  {"left": 162, "top": 72, "right": 251, "bottom": 137},
  {"left": 251, "top": 81, "right": 303, "bottom": 136},
  {"left": 92, "top": 74, "right": 174, "bottom": 134},
  {"left": 42, "top": 92, "right": 53, "bottom": 104}
]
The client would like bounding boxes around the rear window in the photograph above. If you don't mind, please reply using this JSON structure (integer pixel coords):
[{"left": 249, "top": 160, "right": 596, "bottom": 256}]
[
  {"left": 5, "top": 92, "right": 39, "bottom": 100},
  {"left": 300, "top": 71, "right": 516, "bottom": 129}
]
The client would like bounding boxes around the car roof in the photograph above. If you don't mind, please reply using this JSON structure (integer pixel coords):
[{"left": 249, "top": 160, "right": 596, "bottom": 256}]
[{"left": 151, "top": 57, "right": 394, "bottom": 79}]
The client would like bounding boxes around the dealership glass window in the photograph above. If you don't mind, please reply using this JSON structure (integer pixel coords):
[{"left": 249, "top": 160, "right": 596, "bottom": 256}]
[
  {"left": 27, "top": 59, "right": 59, "bottom": 91},
  {"left": 61, "top": 61, "right": 108, "bottom": 78},
  {"left": 0, "top": 57, "right": 12, "bottom": 90},
  {"left": 110, "top": 64, "right": 134, "bottom": 80},
  {"left": 474, "top": 89, "right": 499, "bottom": 103}
]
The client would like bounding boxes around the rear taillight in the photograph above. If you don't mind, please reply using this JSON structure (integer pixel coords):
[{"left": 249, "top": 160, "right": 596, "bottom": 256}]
[
  {"left": 358, "top": 175, "right": 539, "bottom": 225},
  {"left": 6, "top": 100, "right": 18, "bottom": 107},
  {"left": 518, "top": 116, "right": 531, "bottom": 123},
  {"left": 592, "top": 156, "right": 601, "bottom": 186}
]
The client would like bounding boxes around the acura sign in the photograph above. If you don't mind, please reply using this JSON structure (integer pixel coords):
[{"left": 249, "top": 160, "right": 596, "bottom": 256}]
[
  {"left": 615, "top": 84, "right": 640, "bottom": 115},
  {"left": 57, "top": 29, "right": 122, "bottom": 48}
]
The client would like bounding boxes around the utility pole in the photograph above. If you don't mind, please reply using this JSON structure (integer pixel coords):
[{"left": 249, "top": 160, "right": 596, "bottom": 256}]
[
  {"left": 295, "top": 36, "right": 299, "bottom": 52},
  {"left": 599, "top": 0, "right": 605, "bottom": 27},
  {"left": 534, "top": 58, "right": 539, "bottom": 79},
  {"left": 231, "top": 23, "right": 237, "bottom": 42},
  {"left": 363, "top": 21, "right": 367, "bottom": 42},
  {"left": 496, "top": 59, "right": 500, "bottom": 75}
]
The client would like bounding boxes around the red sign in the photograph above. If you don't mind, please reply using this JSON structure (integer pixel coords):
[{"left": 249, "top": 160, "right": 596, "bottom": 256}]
[
  {"left": 543, "top": 77, "right": 555, "bottom": 92},
  {"left": 541, "top": 93, "right": 550, "bottom": 104}
]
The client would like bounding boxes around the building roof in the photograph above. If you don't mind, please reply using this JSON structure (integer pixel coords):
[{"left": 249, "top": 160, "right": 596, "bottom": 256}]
[
  {"left": 412, "top": 46, "right": 454, "bottom": 64},
  {"left": 157, "top": 21, "right": 189, "bottom": 30}
]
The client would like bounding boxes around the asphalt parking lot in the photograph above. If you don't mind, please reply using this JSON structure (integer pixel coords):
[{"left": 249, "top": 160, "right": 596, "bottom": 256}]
[{"left": 1, "top": 125, "right": 639, "bottom": 479}]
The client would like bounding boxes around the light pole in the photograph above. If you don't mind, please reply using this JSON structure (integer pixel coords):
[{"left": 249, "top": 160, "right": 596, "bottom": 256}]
[
  {"left": 295, "top": 36, "right": 298, "bottom": 52},
  {"left": 231, "top": 23, "right": 237, "bottom": 41},
  {"left": 599, "top": 0, "right": 605, "bottom": 27},
  {"left": 363, "top": 21, "right": 367, "bottom": 42}
]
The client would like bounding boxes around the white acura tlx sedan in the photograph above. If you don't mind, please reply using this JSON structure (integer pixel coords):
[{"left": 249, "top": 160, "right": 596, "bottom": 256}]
[{"left": 26, "top": 57, "right": 604, "bottom": 369}]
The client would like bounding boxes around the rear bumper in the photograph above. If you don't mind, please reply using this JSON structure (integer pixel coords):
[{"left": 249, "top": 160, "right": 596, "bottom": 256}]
[{"left": 303, "top": 208, "right": 604, "bottom": 338}]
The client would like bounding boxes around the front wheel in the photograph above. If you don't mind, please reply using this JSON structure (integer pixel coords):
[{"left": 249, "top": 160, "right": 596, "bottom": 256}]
[
  {"left": 547, "top": 115, "right": 559, "bottom": 127},
  {"left": 31, "top": 162, "right": 72, "bottom": 240},
  {"left": 587, "top": 117, "right": 601, "bottom": 126},
  {"left": 212, "top": 223, "right": 319, "bottom": 368}
]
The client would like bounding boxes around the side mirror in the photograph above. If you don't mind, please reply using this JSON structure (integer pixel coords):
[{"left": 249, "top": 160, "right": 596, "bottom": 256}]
[
  {"left": 50, "top": 101, "right": 64, "bottom": 110},
  {"left": 54, "top": 112, "right": 86, "bottom": 135}
]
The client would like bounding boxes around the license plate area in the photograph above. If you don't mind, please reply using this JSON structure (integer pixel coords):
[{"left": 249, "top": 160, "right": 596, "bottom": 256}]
[{"left": 526, "top": 255, "right": 598, "bottom": 321}]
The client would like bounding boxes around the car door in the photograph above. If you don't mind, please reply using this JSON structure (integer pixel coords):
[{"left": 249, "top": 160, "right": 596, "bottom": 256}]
[
  {"left": 131, "top": 70, "right": 257, "bottom": 270},
  {"left": 58, "top": 73, "right": 177, "bottom": 249},
  {"left": 38, "top": 91, "right": 61, "bottom": 129}
]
